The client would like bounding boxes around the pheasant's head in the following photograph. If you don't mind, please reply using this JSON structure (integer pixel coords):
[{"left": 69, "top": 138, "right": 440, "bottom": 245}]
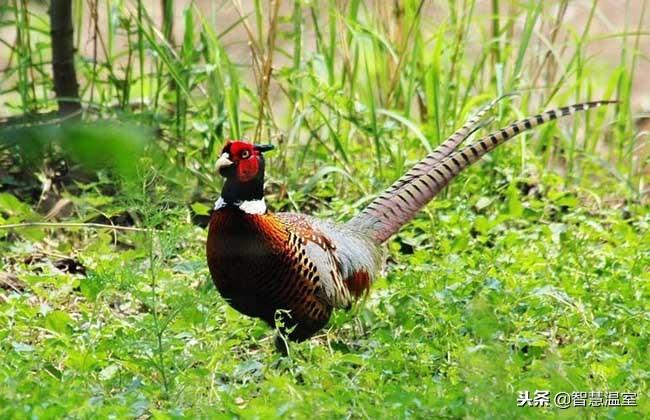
[{"left": 216, "top": 140, "right": 275, "bottom": 204}]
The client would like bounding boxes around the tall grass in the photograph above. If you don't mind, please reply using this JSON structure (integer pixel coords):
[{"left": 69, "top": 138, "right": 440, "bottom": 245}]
[{"left": 0, "top": 0, "right": 645, "bottom": 204}]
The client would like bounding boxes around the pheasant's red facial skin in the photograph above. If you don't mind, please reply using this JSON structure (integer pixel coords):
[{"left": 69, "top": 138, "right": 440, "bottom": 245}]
[
  {"left": 231, "top": 141, "right": 260, "bottom": 182},
  {"left": 221, "top": 141, "right": 261, "bottom": 182}
]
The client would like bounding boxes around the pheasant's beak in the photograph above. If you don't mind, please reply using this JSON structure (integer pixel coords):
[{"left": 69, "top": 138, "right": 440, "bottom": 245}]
[
  {"left": 216, "top": 152, "right": 234, "bottom": 172},
  {"left": 216, "top": 153, "right": 234, "bottom": 178}
]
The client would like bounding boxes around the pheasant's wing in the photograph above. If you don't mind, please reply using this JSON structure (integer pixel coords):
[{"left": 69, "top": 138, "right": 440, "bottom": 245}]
[{"left": 277, "top": 213, "right": 382, "bottom": 309}]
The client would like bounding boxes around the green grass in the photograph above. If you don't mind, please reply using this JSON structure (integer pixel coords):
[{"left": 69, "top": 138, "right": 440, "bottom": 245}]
[
  {"left": 0, "top": 0, "right": 648, "bottom": 417},
  {"left": 0, "top": 174, "right": 647, "bottom": 417}
]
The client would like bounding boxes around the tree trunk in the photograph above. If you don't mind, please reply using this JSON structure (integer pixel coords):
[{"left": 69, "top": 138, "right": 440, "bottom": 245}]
[{"left": 49, "top": 0, "right": 81, "bottom": 117}]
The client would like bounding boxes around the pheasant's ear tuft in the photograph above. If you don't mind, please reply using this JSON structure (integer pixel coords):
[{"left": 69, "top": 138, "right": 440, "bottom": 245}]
[
  {"left": 254, "top": 144, "right": 275, "bottom": 153},
  {"left": 221, "top": 141, "right": 234, "bottom": 154}
]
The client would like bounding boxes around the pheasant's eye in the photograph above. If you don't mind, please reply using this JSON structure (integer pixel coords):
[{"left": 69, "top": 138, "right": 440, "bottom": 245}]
[{"left": 240, "top": 150, "right": 251, "bottom": 159}]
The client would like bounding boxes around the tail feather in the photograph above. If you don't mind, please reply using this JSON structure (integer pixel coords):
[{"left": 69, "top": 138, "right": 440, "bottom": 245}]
[
  {"left": 349, "top": 100, "right": 616, "bottom": 243},
  {"left": 377, "top": 94, "right": 511, "bottom": 200}
]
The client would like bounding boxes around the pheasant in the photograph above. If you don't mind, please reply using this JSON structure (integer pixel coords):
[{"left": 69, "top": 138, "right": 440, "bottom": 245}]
[{"left": 206, "top": 99, "right": 614, "bottom": 347}]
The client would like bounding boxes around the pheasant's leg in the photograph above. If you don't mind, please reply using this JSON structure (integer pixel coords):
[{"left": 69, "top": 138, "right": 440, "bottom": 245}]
[
  {"left": 275, "top": 334, "right": 290, "bottom": 356},
  {"left": 272, "top": 305, "right": 332, "bottom": 343}
]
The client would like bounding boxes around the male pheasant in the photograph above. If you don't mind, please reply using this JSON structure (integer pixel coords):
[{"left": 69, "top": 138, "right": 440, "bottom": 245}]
[{"left": 206, "top": 99, "right": 614, "bottom": 345}]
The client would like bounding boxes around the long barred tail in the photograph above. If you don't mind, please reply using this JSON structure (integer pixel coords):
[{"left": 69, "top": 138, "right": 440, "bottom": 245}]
[
  {"left": 348, "top": 100, "right": 617, "bottom": 243},
  {"left": 379, "top": 94, "right": 512, "bottom": 198}
]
